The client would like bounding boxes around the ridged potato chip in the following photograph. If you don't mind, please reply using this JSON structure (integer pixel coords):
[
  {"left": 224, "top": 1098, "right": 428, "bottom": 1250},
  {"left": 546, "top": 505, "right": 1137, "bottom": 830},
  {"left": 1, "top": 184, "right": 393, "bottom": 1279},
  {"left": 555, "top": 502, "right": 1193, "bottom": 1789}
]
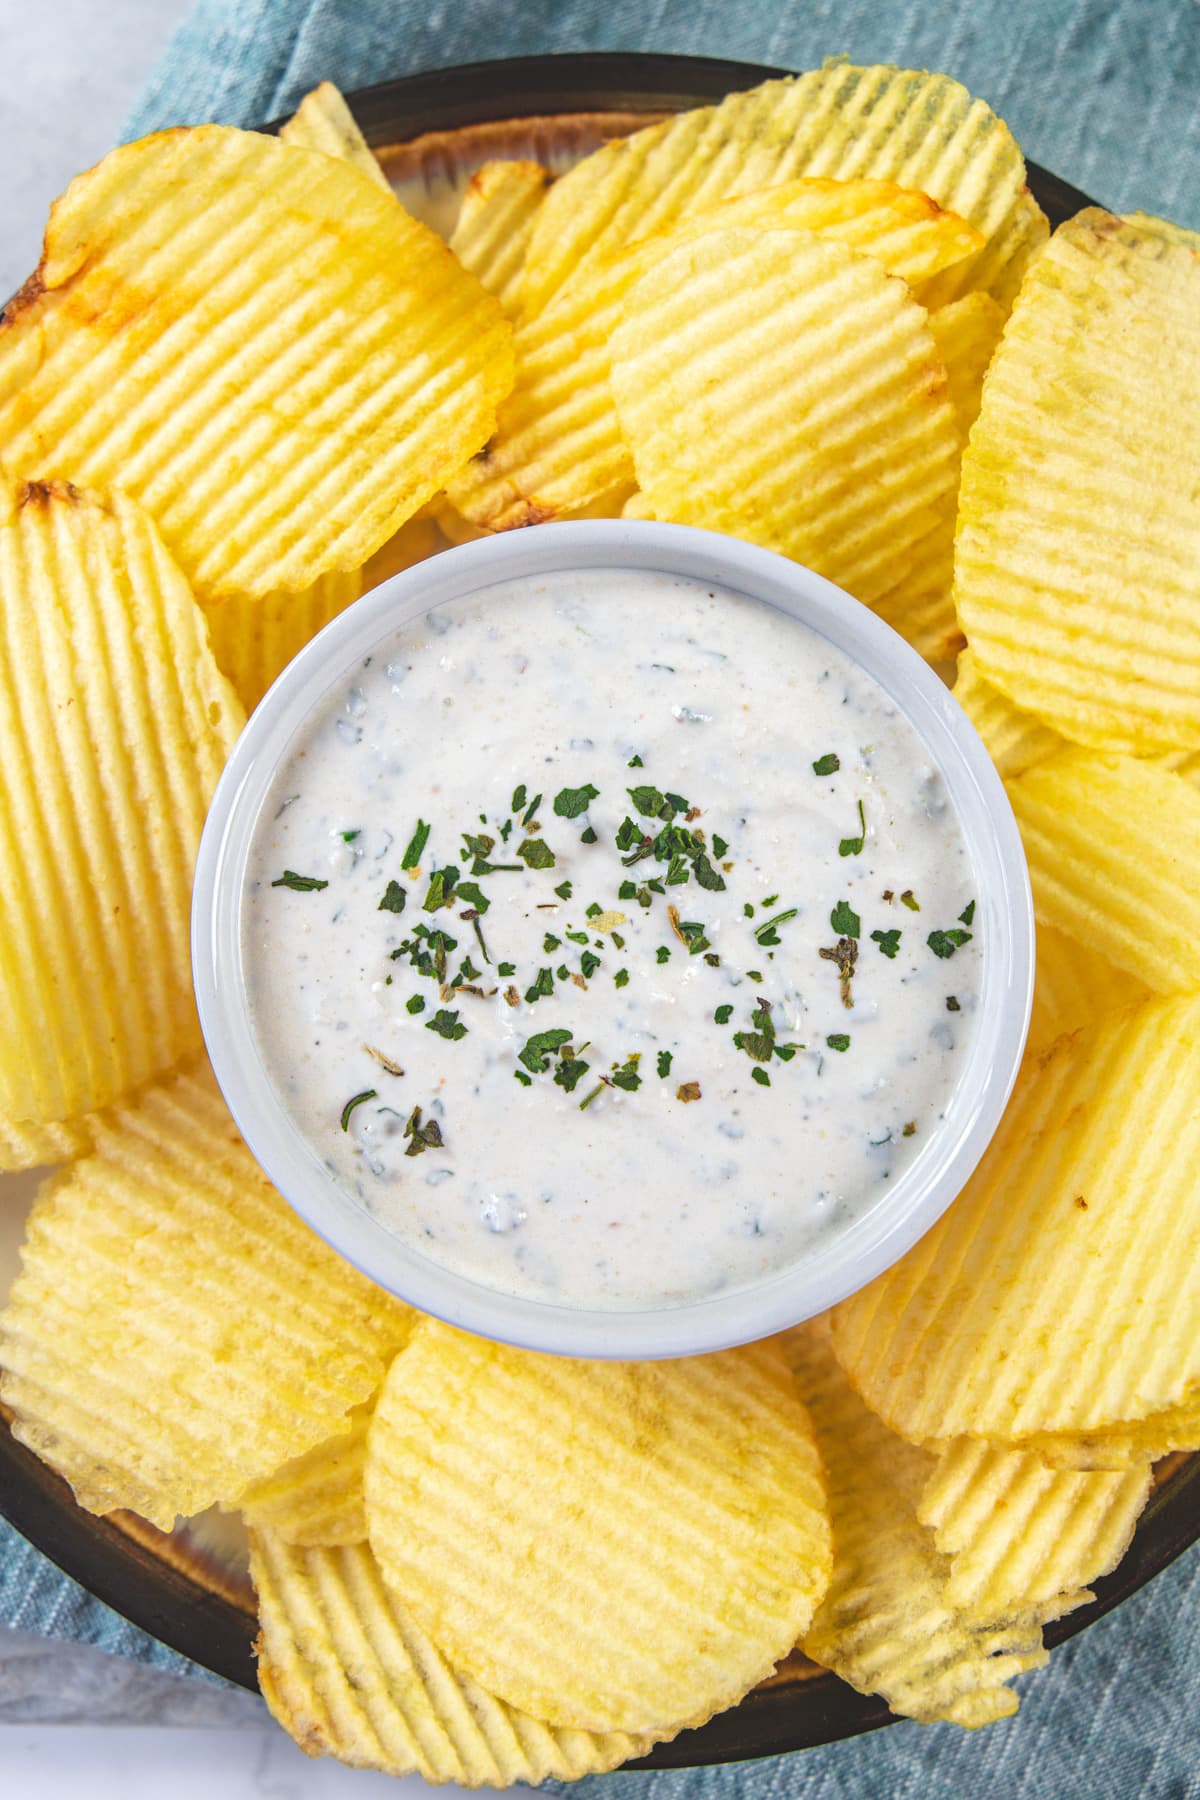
[
  {"left": 450, "top": 177, "right": 982, "bottom": 530},
  {"left": 0, "top": 1111, "right": 96, "bottom": 1175},
  {"left": 953, "top": 647, "right": 1063, "bottom": 778},
  {"left": 608, "top": 227, "right": 959, "bottom": 606},
  {"left": 521, "top": 65, "right": 1024, "bottom": 313},
  {"left": 1019, "top": 1390, "right": 1200, "bottom": 1471},
  {"left": 1028, "top": 925, "right": 1149, "bottom": 1051},
  {"left": 786, "top": 1323, "right": 1048, "bottom": 1727},
  {"left": 0, "top": 1062, "right": 414, "bottom": 1529},
  {"left": 0, "top": 480, "right": 241, "bottom": 1124},
  {"left": 449, "top": 160, "right": 554, "bottom": 317},
  {"left": 205, "top": 568, "right": 363, "bottom": 713},
  {"left": 1008, "top": 750, "right": 1200, "bottom": 994},
  {"left": 365, "top": 1321, "right": 831, "bottom": 1736},
  {"left": 918, "top": 1439, "right": 1150, "bottom": 1617},
  {"left": 0, "top": 126, "right": 513, "bottom": 599},
  {"left": 917, "top": 187, "right": 1049, "bottom": 312},
  {"left": 927, "top": 292, "right": 1006, "bottom": 440},
  {"left": 832, "top": 994, "right": 1200, "bottom": 1445},
  {"left": 240, "top": 1405, "right": 371, "bottom": 1548},
  {"left": 280, "top": 81, "right": 390, "bottom": 189},
  {"left": 251, "top": 1533, "right": 657, "bottom": 1784},
  {"left": 954, "top": 210, "right": 1200, "bottom": 753},
  {"left": 871, "top": 515, "right": 961, "bottom": 662}
]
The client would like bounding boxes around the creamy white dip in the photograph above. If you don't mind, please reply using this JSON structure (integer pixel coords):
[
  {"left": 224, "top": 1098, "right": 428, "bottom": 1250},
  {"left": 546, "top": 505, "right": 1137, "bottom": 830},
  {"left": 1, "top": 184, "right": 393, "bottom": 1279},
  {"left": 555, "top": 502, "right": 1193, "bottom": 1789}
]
[{"left": 242, "top": 570, "right": 980, "bottom": 1309}]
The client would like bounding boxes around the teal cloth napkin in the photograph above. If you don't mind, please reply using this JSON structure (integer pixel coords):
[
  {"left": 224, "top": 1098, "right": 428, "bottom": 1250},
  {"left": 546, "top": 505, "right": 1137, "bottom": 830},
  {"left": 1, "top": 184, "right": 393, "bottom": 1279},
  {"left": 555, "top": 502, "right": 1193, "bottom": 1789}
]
[{"left": 4, "top": 2, "right": 1200, "bottom": 1791}]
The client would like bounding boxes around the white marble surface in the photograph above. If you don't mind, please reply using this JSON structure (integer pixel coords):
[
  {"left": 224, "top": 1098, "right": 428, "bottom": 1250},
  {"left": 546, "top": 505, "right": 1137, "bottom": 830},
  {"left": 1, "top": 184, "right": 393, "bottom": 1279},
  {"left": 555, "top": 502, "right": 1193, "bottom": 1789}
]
[{"left": 0, "top": 4, "right": 478, "bottom": 1790}]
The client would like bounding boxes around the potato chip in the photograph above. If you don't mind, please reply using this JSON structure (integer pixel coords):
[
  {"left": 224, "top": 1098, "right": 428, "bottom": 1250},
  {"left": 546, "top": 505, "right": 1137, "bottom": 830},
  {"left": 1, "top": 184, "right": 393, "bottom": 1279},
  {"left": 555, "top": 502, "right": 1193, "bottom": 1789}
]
[
  {"left": 0, "top": 1111, "right": 96, "bottom": 1175},
  {"left": 608, "top": 228, "right": 959, "bottom": 606},
  {"left": 1017, "top": 1390, "right": 1200, "bottom": 1470},
  {"left": 1123, "top": 211, "right": 1200, "bottom": 253},
  {"left": 786, "top": 1322, "right": 1048, "bottom": 1727},
  {"left": 0, "top": 480, "right": 241, "bottom": 1124},
  {"left": 918, "top": 1438, "right": 1150, "bottom": 1617},
  {"left": 359, "top": 513, "right": 442, "bottom": 588},
  {"left": 0, "top": 1061, "right": 414, "bottom": 1530},
  {"left": 1028, "top": 924, "right": 1149, "bottom": 1051},
  {"left": 521, "top": 65, "right": 1024, "bottom": 313},
  {"left": 1007, "top": 750, "right": 1200, "bottom": 994},
  {"left": 450, "top": 178, "right": 982, "bottom": 530},
  {"left": 0, "top": 126, "right": 513, "bottom": 599},
  {"left": 916, "top": 188, "right": 1049, "bottom": 312},
  {"left": 205, "top": 568, "right": 363, "bottom": 713},
  {"left": 280, "top": 82, "right": 390, "bottom": 189},
  {"left": 832, "top": 994, "right": 1200, "bottom": 1445},
  {"left": 365, "top": 1321, "right": 831, "bottom": 1735},
  {"left": 927, "top": 293, "right": 1006, "bottom": 440},
  {"left": 240, "top": 1404, "right": 371, "bottom": 1548},
  {"left": 953, "top": 647, "right": 1063, "bottom": 778},
  {"left": 449, "top": 160, "right": 554, "bottom": 316},
  {"left": 250, "top": 1532, "right": 657, "bottom": 1783},
  {"left": 871, "top": 514, "right": 960, "bottom": 662},
  {"left": 954, "top": 210, "right": 1200, "bottom": 753}
]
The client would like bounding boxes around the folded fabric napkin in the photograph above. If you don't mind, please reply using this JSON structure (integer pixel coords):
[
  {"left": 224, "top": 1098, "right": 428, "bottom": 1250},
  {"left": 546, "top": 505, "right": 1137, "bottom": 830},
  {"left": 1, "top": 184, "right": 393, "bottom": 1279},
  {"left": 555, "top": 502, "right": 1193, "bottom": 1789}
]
[{"left": 4, "top": 0, "right": 1199, "bottom": 1791}]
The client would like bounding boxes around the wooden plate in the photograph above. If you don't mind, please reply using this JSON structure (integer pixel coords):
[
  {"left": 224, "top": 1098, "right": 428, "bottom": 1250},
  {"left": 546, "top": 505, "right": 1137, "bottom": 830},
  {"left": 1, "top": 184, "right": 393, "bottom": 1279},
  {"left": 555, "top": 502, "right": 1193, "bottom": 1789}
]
[{"left": 1, "top": 51, "right": 1194, "bottom": 1768}]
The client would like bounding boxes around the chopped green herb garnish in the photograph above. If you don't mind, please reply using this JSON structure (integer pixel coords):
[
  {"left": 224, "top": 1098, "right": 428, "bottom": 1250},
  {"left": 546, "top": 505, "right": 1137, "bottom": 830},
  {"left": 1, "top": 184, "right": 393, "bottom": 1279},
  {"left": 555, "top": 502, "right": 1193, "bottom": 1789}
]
[
  {"left": 871, "top": 928, "right": 901, "bottom": 959},
  {"left": 543, "top": 933, "right": 562, "bottom": 952},
  {"left": 511, "top": 784, "right": 527, "bottom": 813},
  {"left": 272, "top": 870, "right": 328, "bottom": 892},
  {"left": 813, "top": 753, "right": 840, "bottom": 776},
  {"left": 839, "top": 799, "right": 866, "bottom": 858},
  {"left": 514, "top": 1069, "right": 533, "bottom": 1086},
  {"left": 819, "top": 935, "right": 858, "bottom": 1007},
  {"left": 422, "top": 865, "right": 459, "bottom": 911},
  {"left": 340, "top": 829, "right": 360, "bottom": 842},
  {"left": 554, "top": 880, "right": 573, "bottom": 900},
  {"left": 614, "top": 969, "right": 629, "bottom": 988},
  {"left": 928, "top": 928, "right": 972, "bottom": 959},
  {"left": 553, "top": 783, "right": 599, "bottom": 819},
  {"left": 455, "top": 881, "right": 489, "bottom": 913},
  {"left": 618, "top": 880, "right": 637, "bottom": 900},
  {"left": 657, "top": 1050, "right": 673, "bottom": 1079},
  {"left": 947, "top": 995, "right": 961, "bottom": 1011},
  {"left": 553, "top": 1054, "right": 590, "bottom": 1093},
  {"left": 400, "top": 820, "right": 430, "bottom": 870},
  {"left": 903, "top": 1121, "right": 917, "bottom": 1137},
  {"left": 339, "top": 1089, "right": 375, "bottom": 1130},
  {"left": 712, "top": 834, "right": 729, "bottom": 859},
  {"left": 751, "top": 1067, "right": 771, "bottom": 1087},
  {"left": 406, "top": 995, "right": 425, "bottom": 1014},
  {"left": 714, "top": 1004, "right": 734, "bottom": 1025},
  {"left": 378, "top": 880, "right": 407, "bottom": 914},
  {"left": 521, "top": 793, "right": 542, "bottom": 827},
  {"left": 826, "top": 1033, "right": 851, "bottom": 1052},
  {"left": 517, "top": 1027, "right": 573, "bottom": 1074},
  {"left": 900, "top": 889, "right": 920, "bottom": 912},
  {"left": 734, "top": 999, "right": 776, "bottom": 1064},
  {"left": 425, "top": 1009, "right": 468, "bottom": 1041},
  {"left": 628, "top": 784, "right": 666, "bottom": 817},
  {"left": 517, "top": 837, "right": 556, "bottom": 870},
  {"left": 524, "top": 967, "right": 555, "bottom": 1003},
  {"left": 497, "top": 961, "right": 515, "bottom": 977},
  {"left": 565, "top": 930, "right": 589, "bottom": 945},
  {"left": 743, "top": 902, "right": 755, "bottom": 919},
  {"left": 830, "top": 900, "right": 861, "bottom": 937},
  {"left": 580, "top": 826, "right": 598, "bottom": 844},
  {"left": 403, "top": 1105, "right": 444, "bottom": 1157},
  {"left": 609, "top": 1056, "right": 642, "bottom": 1092},
  {"left": 656, "top": 946, "right": 671, "bottom": 964},
  {"left": 585, "top": 901, "right": 602, "bottom": 919},
  {"left": 579, "top": 950, "right": 601, "bottom": 979},
  {"left": 628, "top": 753, "right": 643, "bottom": 768},
  {"left": 959, "top": 900, "right": 976, "bottom": 926},
  {"left": 693, "top": 850, "right": 726, "bottom": 891},
  {"left": 611, "top": 931, "right": 626, "bottom": 949},
  {"left": 773, "top": 1043, "right": 799, "bottom": 1062},
  {"left": 746, "top": 969, "right": 763, "bottom": 982},
  {"left": 754, "top": 907, "right": 798, "bottom": 947}
]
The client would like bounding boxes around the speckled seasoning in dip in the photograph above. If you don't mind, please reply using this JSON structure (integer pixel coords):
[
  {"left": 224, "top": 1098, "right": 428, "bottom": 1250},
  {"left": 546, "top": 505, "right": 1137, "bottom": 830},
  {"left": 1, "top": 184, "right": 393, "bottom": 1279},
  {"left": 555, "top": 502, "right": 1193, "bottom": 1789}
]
[{"left": 242, "top": 569, "right": 981, "bottom": 1310}]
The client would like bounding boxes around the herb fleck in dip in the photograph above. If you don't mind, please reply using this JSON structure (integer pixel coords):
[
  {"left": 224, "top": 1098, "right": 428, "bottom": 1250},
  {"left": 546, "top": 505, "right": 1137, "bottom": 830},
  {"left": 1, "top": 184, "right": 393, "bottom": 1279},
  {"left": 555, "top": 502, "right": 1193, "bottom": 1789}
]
[{"left": 243, "top": 570, "right": 980, "bottom": 1308}]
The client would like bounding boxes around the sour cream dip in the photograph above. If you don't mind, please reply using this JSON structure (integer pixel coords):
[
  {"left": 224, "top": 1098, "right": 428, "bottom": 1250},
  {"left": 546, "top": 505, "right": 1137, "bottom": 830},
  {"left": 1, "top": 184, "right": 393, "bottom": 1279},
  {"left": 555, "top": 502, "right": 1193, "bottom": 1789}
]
[{"left": 194, "top": 523, "right": 1033, "bottom": 1357}]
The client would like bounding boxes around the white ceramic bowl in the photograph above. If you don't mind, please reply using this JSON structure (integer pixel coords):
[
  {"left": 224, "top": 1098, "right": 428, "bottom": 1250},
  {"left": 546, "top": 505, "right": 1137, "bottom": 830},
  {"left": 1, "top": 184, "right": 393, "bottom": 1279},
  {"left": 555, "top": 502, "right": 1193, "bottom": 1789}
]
[{"left": 193, "top": 521, "right": 1034, "bottom": 1359}]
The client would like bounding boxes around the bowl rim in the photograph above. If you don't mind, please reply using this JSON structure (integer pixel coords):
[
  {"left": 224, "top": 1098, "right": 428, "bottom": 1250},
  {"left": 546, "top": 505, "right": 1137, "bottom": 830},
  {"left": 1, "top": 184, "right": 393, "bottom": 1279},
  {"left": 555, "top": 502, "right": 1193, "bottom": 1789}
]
[{"left": 193, "top": 519, "right": 1034, "bottom": 1359}]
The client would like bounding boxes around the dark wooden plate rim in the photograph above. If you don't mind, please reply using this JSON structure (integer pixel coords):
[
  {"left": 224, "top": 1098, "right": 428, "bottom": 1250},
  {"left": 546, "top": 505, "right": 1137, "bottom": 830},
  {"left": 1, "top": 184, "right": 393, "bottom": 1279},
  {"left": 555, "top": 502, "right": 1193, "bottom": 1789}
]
[{"left": 1, "top": 50, "right": 1189, "bottom": 1768}]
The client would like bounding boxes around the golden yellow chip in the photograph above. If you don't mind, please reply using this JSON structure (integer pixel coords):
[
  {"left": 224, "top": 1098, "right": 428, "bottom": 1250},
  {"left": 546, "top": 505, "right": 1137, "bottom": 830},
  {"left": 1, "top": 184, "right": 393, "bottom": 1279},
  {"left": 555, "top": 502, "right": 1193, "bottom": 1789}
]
[
  {"left": 953, "top": 647, "right": 1063, "bottom": 778},
  {"left": 251, "top": 1532, "right": 657, "bottom": 1783},
  {"left": 280, "top": 82, "right": 390, "bottom": 189},
  {"left": 918, "top": 1438, "right": 1150, "bottom": 1618},
  {"left": 1018, "top": 1390, "right": 1200, "bottom": 1470},
  {"left": 0, "top": 126, "right": 513, "bottom": 600},
  {"left": 786, "top": 1322, "right": 1048, "bottom": 1727},
  {"left": 0, "top": 1110, "right": 96, "bottom": 1175},
  {"left": 449, "top": 160, "right": 554, "bottom": 316},
  {"left": 365, "top": 1321, "right": 831, "bottom": 1736},
  {"left": 1029, "top": 924, "right": 1149, "bottom": 1051},
  {"left": 871, "top": 512, "right": 960, "bottom": 662},
  {"left": 917, "top": 187, "right": 1049, "bottom": 312},
  {"left": 521, "top": 65, "right": 1024, "bottom": 313},
  {"left": 927, "top": 292, "right": 1006, "bottom": 440},
  {"left": 205, "top": 568, "right": 363, "bottom": 713},
  {"left": 832, "top": 994, "right": 1200, "bottom": 1446},
  {"left": 1008, "top": 750, "right": 1200, "bottom": 994},
  {"left": 954, "top": 210, "right": 1200, "bottom": 753},
  {"left": 0, "top": 1062, "right": 414, "bottom": 1530},
  {"left": 1123, "top": 210, "right": 1200, "bottom": 252},
  {"left": 1154, "top": 745, "right": 1200, "bottom": 790},
  {"left": 0, "top": 480, "right": 241, "bottom": 1124},
  {"left": 608, "top": 227, "right": 959, "bottom": 606},
  {"left": 359, "top": 512, "right": 442, "bottom": 588},
  {"left": 240, "top": 1405, "right": 371, "bottom": 1548},
  {"left": 450, "top": 177, "right": 982, "bottom": 530}
]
